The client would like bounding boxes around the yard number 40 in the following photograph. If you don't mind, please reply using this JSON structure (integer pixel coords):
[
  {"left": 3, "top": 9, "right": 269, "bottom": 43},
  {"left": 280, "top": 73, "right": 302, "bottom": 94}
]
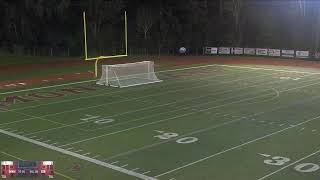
[{"left": 154, "top": 130, "right": 198, "bottom": 144}]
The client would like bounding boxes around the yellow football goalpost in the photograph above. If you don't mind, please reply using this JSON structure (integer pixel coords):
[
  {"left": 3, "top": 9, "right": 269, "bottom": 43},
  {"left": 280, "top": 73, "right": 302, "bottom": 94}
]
[{"left": 83, "top": 11, "right": 128, "bottom": 77}]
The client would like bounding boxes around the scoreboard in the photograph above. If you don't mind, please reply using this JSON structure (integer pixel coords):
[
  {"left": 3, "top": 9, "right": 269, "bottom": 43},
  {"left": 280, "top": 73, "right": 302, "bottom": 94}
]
[{"left": 1, "top": 161, "right": 54, "bottom": 178}]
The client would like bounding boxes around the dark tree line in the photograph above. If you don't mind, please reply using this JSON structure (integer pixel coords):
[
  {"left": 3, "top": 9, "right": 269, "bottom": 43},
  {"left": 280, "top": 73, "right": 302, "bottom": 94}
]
[{"left": 0, "top": 0, "right": 320, "bottom": 56}]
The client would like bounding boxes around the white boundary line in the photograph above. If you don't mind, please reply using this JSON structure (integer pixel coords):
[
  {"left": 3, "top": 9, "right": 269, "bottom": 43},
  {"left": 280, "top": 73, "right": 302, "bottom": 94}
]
[
  {"left": 0, "top": 129, "right": 158, "bottom": 180},
  {"left": 155, "top": 115, "right": 320, "bottom": 178},
  {"left": 0, "top": 64, "right": 224, "bottom": 96},
  {"left": 60, "top": 79, "right": 320, "bottom": 147},
  {"left": 257, "top": 149, "right": 320, "bottom": 180},
  {"left": 215, "top": 64, "right": 320, "bottom": 75},
  {"left": 1, "top": 63, "right": 317, "bottom": 96}
]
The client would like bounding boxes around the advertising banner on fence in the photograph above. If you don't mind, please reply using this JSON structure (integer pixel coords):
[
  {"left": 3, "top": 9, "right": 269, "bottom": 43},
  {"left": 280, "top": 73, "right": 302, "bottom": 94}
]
[
  {"left": 204, "top": 47, "right": 218, "bottom": 55},
  {"left": 244, "top": 48, "right": 255, "bottom": 55},
  {"left": 232, "top": 48, "right": 243, "bottom": 55},
  {"left": 282, "top": 50, "right": 295, "bottom": 58},
  {"left": 296, "top": 51, "right": 309, "bottom": 58},
  {"left": 219, "top": 47, "right": 231, "bottom": 55},
  {"left": 256, "top": 48, "right": 268, "bottom": 56},
  {"left": 268, "top": 49, "right": 281, "bottom": 57},
  {"left": 219, "top": 47, "right": 230, "bottom": 54}
]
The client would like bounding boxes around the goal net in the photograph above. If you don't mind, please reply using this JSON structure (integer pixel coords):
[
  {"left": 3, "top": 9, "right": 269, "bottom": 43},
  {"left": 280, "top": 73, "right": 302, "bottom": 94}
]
[{"left": 96, "top": 61, "right": 162, "bottom": 88}]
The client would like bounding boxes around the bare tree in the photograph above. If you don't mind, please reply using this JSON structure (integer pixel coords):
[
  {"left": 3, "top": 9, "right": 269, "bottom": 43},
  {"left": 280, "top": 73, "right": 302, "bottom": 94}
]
[
  {"left": 219, "top": 0, "right": 223, "bottom": 18},
  {"left": 136, "top": 5, "right": 154, "bottom": 40},
  {"left": 232, "top": 0, "right": 244, "bottom": 46}
]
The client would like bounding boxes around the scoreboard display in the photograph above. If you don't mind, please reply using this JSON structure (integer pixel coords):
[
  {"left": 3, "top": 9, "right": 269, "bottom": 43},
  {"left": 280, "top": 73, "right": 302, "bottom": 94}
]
[{"left": 1, "top": 161, "right": 54, "bottom": 178}]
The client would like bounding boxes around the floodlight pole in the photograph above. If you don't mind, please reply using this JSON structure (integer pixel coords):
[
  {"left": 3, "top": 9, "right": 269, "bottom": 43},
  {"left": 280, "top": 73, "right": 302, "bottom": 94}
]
[
  {"left": 125, "top": 11, "right": 128, "bottom": 56},
  {"left": 83, "top": 11, "right": 88, "bottom": 60}
]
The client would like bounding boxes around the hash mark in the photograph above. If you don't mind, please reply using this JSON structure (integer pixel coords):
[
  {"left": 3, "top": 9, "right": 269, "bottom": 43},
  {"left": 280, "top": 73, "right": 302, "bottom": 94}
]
[
  {"left": 142, "top": 171, "right": 151, "bottom": 174},
  {"left": 74, "top": 149, "right": 83, "bottom": 153},
  {"left": 155, "top": 130, "right": 164, "bottom": 134},
  {"left": 131, "top": 168, "right": 140, "bottom": 171},
  {"left": 92, "top": 155, "right": 100, "bottom": 158},
  {"left": 111, "top": 161, "right": 119, "bottom": 165},
  {"left": 258, "top": 153, "right": 271, "bottom": 158},
  {"left": 121, "top": 164, "right": 128, "bottom": 168},
  {"left": 82, "top": 152, "right": 90, "bottom": 156}
]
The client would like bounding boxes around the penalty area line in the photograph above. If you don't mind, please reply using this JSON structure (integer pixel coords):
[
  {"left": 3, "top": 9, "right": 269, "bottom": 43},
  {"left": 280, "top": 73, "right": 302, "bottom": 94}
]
[{"left": 0, "top": 129, "right": 158, "bottom": 180}]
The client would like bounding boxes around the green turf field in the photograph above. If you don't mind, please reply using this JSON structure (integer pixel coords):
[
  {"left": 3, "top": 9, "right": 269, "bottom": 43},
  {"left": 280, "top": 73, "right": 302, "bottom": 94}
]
[{"left": 2, "top": 63, "right": 320, "bottom": 180}]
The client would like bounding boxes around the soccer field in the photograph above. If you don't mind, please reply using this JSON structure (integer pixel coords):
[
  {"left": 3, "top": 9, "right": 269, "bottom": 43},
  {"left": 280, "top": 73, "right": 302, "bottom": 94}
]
[{"left": 2, "top": 63, "right": 320, "bottom": 180}]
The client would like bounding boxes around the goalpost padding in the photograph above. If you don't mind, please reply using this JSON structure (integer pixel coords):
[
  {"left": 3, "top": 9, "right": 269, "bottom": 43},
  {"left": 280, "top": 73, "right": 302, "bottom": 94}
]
[{"left": 96, "top": 61, "right": 162, "bottom": 88}]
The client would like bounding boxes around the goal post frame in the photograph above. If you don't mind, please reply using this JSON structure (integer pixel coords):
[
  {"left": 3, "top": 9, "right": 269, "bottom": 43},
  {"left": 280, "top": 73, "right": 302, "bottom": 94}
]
[{"left": 83, "top": 11, "right": 128, "bottom": 77}]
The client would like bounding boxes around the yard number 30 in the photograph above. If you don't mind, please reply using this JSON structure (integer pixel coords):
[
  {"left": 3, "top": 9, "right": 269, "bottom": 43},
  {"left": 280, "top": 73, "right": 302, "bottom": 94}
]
[{"left": 262, "top": 154, "right": 320, "bottom": 173}]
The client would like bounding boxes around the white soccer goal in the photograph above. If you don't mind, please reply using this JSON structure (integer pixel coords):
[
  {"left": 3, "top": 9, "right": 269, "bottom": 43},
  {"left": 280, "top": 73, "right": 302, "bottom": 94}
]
[{"left": 96, "top": 61, "right": 162, "bottom": 88}]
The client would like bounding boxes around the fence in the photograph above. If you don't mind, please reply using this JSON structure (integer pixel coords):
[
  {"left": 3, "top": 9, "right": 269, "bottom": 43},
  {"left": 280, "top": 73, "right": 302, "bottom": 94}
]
[{"left": 203, "top": 47, "right": 318, "bottom": 59}]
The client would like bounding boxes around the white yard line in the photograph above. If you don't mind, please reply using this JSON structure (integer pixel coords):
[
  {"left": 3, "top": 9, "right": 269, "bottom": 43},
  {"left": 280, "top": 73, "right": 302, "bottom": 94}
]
[
  {"left": 0, "top": 129, "right": 157, "bottom": 180},
  {"left": 0, "top": 79, "right": 97, "bottom": 95},
  {"left": 0, "top": 69, "right": 273, "bottom": 129},
  {"left": 0, "top": 108, "right": 88, "bottom": 132},
  {"left": 60, "top": 79, "right": 320, "bottom": 147},
  {"left": 13, "top": 67, "right": 255, "bottom": 111},
  {"left": 25, "top": 73, "right": 282, "bottom": 135},
  {"left": 257, "top": 149, "right": 320, "bottom": 180},
  {"left": 155, "top": 115, "right": 320, "bottom": 178},
  {"left": 105, "top": 91, "right": 320, "bottom": 161},
  {"left": 1, "top": 69, "right": 254, "bottom": 126}
]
